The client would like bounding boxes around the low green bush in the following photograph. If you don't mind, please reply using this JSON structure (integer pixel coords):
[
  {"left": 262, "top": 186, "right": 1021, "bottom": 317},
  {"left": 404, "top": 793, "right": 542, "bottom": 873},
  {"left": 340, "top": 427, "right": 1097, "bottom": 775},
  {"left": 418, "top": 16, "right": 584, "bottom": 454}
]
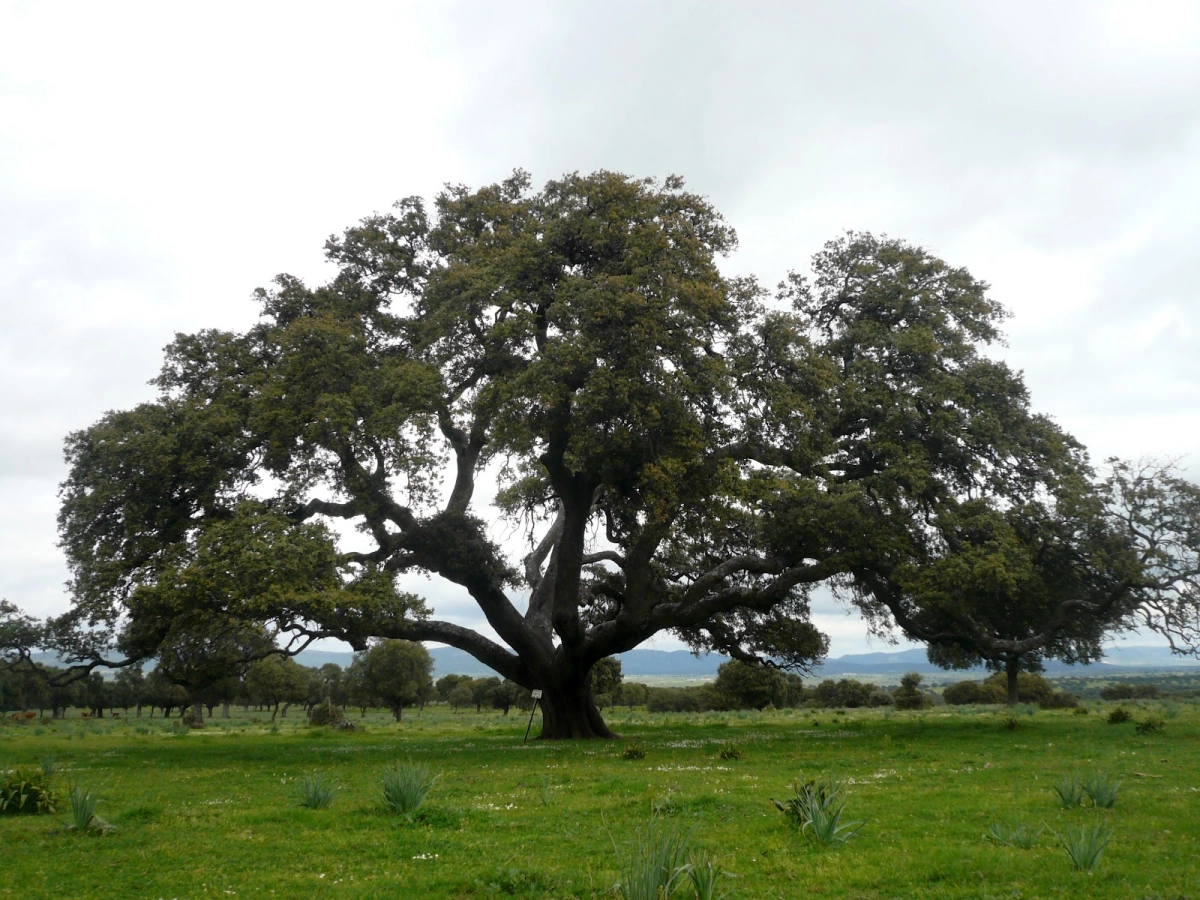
[
  {"left": 1107, "top": 707, "right": 1133, "bottom": 725},
  {"left": 623, "top": 743, "right": 647, "bottom": 760},
  {"left": 309, "top": 702, "right": 346, "bottom": 728},
  {"left": 1135, "top": 715, "right": 1165, "bottom": 735},
  {"left": 0, "top": 767, "right": 57, "bottom": 815}
]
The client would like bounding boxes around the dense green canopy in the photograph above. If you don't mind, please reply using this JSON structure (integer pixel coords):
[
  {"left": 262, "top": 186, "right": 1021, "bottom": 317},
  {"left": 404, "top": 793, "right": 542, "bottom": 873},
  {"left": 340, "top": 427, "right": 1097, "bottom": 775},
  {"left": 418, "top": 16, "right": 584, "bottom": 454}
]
[{"left": 4, "top": 171, "right": 1198, "bottom": 737}]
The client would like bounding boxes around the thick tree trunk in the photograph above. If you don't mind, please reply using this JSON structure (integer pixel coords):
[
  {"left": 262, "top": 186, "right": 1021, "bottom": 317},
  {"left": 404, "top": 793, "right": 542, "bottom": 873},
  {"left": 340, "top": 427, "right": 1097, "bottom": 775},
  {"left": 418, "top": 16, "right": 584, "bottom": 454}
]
[
  {"left": 392, "top": 704, "right": 402, "bottom": 722},
  {"left": 538, "top": 682, "right": 616, "bottom": 740},
  {"left": 281, "top": 703, "right": 291, "bottom": 718},
  {"left": 222, "top": 701, "right": 230, "bottom": 719},
  {"left": 190, "top": 701, "right": 205, "bottom": 726},
  {"left": 1005, "top": 657, "right": 1020, "bottom": 707}
]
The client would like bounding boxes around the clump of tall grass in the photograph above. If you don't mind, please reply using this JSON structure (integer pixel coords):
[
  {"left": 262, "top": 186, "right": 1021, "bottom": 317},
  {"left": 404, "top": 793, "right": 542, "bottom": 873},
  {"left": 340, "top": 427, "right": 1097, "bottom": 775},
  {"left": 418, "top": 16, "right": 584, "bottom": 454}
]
[
  {"left": 536, "top": 773, "right": 553, "bottom": 806},
  {"left": 716, "top": 742, "right": 742, "bottom": 761},
  {"left": 1080, "top": 772, "right": 1120, "bottom": 809},
  {"left": 623, "top": 743, "right": 647, "bottom": 760},
  {"left": 381, "top": 760, "right": 437, "bottom": 817},
  {"left": 66, "top": 784, "right": 113, "bottom": 833},
  {"left": 1052, "top": 774, "right": 1085, "bottom": 808},
  {"left": 67, "top": 784, "right": 99, "bottom": 831},
  {"left": 772, "top": 776, "right": 864, "bottom": 845},
  {"left": 985, "top": 821, "right": 1039, "bottom": 848},
  {"left": 687, "top": 850, "right": 734, "bottom": 900},
  {"left": 297, "top": 774, "right": 336, "bottom": 809},
  {"left": 38, "top": 756, "right": 57, "bottom": 778},
  {"left": 612, "top": 819, "right": 692, "bottom": 900},
  {"left": 1059, "top": 821, "right": 1112, "bottom": 872}
]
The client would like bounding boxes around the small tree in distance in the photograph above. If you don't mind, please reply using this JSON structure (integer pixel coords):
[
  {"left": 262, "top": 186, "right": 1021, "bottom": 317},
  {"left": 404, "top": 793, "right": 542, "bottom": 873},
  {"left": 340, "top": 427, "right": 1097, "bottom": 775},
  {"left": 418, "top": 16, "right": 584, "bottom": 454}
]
[{"left": 359, "top": 639, "right": 433, "bottom": 722}]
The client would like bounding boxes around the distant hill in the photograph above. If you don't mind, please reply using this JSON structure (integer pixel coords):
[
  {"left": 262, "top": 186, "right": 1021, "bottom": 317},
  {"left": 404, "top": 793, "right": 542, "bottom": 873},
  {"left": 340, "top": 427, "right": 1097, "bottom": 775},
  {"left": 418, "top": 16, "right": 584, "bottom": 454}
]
[{"left": 31, "top": 643, "right": 1200, "bottom": 681}]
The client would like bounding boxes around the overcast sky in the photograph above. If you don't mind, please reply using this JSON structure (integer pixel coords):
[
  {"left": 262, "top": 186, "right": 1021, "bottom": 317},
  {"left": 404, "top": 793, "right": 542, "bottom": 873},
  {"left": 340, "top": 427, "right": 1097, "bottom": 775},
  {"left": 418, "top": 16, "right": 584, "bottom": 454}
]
[{"left": 2, "top": 1, "right": 1197, "bottom": 658}]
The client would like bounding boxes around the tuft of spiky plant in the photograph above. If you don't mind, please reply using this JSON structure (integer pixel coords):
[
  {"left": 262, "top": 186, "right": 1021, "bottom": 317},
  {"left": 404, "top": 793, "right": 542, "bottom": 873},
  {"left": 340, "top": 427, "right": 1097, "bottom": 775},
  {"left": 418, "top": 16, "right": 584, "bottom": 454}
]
[
  {"left": 38, "top": 756, "right": 57, "bottom": 779},
  {"left": 297, "top": 774, "right": 336, "bottom": 809},
  {"left": 67, "top": 784, "right": 100, "bottom": 832},
  {"left": 1080, "top": 772, "right": 1120, "bottom": 809},
  {"left": 772, "top": 776, "right": 864, "bottom": 845},
  {"left": 1052, "top": 774, "right": 1085, "bottom": 808},
  {"left": 622, "top": 743, "right": 647, "bottom": 760},
  {"left": 381, "top": 760, "right": 437, "bottom": 816},
  {"left": 1059, "top": 821, "right": 1112, "bottom": 872},
  {"left": 536, "top": 773, "right": 553, "bottom": 806},
  {"left": 612, "top": 819, "right": 693, "bottom": 900},
  {"left": 716, "top": 742, "right": 742, "bottom": 761},
  {"left": 985, "top": 821, "right": 1039, "bottom": 849},
  {"left": 688, "top": 850, "right": 734, "bottom": 900}
]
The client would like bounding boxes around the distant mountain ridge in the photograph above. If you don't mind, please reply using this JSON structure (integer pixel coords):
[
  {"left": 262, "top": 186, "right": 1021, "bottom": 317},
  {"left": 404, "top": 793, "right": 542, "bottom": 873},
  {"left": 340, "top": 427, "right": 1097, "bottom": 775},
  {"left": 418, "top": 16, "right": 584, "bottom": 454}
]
[{"left": 30, "top": 644, "right": 1199, "bottom": 680}]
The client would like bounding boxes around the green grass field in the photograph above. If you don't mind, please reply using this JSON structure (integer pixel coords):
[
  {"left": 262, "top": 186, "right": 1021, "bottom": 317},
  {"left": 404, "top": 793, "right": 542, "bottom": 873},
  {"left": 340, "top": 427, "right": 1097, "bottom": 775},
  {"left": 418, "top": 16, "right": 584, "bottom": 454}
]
[{"left": 3, "top": 701, "right": 1197, "bottom": 899}]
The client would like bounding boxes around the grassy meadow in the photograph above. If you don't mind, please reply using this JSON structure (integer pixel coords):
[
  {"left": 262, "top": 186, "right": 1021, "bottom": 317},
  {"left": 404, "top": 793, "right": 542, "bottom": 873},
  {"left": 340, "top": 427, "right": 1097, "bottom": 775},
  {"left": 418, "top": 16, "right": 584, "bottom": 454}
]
[{"left": 2, "top": 700, "right": 1198, "bottom": 899}]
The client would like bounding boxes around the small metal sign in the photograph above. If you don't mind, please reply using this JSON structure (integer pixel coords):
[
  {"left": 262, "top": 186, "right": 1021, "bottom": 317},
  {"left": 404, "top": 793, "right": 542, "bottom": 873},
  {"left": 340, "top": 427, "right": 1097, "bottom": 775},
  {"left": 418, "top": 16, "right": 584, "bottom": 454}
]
[{"left": 523, "top": 690, "right": 544, "bottom": 744}]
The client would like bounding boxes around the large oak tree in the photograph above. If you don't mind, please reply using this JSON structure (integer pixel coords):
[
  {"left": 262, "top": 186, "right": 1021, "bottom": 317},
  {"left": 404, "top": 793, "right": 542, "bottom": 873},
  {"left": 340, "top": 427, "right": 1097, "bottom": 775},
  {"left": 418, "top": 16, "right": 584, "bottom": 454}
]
[{"left": 11, "top": 171, "right": 1200, "bottom": 738}]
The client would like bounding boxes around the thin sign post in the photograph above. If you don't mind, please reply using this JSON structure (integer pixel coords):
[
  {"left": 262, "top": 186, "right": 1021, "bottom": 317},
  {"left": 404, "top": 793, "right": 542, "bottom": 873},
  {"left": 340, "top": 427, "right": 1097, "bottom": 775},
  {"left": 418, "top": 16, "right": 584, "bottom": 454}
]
[{"left": 523, "top": 690, "right": 543, "bottom": 744}]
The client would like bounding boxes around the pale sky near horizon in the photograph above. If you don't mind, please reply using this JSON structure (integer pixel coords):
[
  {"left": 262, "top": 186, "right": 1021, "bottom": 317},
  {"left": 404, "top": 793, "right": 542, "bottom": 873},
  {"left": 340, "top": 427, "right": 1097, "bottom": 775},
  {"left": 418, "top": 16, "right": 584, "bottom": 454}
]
[{"left": 2, "top": 2, "right": 1198, "bottom": 658}]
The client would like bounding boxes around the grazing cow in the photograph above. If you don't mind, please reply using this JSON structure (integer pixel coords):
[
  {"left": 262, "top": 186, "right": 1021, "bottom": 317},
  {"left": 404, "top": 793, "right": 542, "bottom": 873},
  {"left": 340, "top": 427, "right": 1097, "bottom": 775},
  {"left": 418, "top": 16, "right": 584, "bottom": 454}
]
[{"left": 23, "top": 711, "right": 35, "bottom": 720}]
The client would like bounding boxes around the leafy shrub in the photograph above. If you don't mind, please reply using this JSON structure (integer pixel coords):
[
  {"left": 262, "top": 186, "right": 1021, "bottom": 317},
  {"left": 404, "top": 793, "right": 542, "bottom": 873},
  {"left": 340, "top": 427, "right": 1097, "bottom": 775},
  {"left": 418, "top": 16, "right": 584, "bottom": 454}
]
[
  {"left": 298, "top": 774, "right": 336, "bottom": 809},
  {"left": 1002, "top": 715, "right": 1021, "bottom": 731},
  {"left": 1107, "top": 707, "right": 1133, "bottom": 725},
  {"left": 180, "top": 706, "right": 203, "bottom": 728},
  {"left": 1080, "top": 772, "right": 1120, "bottom": 809},
  {"left": 646, "top": 688, "right": 703, "bottom": 713},
  {"left": 623, "top": 743, "right": 647, "bottom": 760},
  {"left": 1135, "top": 715, "right": 1165, "bottom": 735},
  {"left": 1073, "top": 706, "right": 1090, "bottom": 716},
  {"left": 944, "top": 680, "right": 1007, "bottom": 705},
  {"left": 1059, "top": 821, "right": 1112, "bottom": 872},
  {"left": 772, "top": 776, "right": 864, "bottom": 844},
  {"left": 381, "top": 760, "right": 437, "bottom": 816},
  {"left": 1039, "top": 691, "right": 1079, "bottom": 709},
  {"left": 893, "top": 673, "right": 933, "bottom": 710},
  {"left": 716, "top": 742, "right": 742, "bottom": 761},
  {"left": 985, "top": 821, "right": 1039, "bottom": 848},
  {"left": 612, "top": 819, "right": 693, "bottom": 900},
  {"left": 1052, "top": 774, "right": 1085, "bottom": 808},
  {"left": 867, "top": 690, "right": 894, "bottom": 707},
  {"left": 1100, "top": 682, "right": 1161, "bottom": 701},
  {"left": 0, "top": 767, "right": 57, "bottom": 815},
  {"left": 308, "top": 702, "right": 346, "bottom": 727}
]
